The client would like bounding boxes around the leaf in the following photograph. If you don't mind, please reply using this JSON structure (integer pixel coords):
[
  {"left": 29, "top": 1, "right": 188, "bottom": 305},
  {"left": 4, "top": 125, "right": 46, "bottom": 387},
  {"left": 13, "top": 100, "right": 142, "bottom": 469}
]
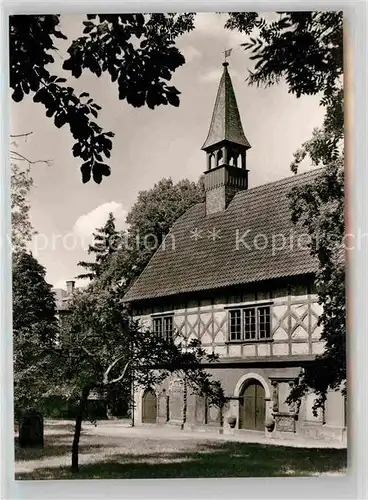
[
  {"left": 32, "top": 88, "right": 47, "bottom": 104},
  {"left": 62, "top": 59, "right": 73, "bottom": 71},
  {"left": 167, "top": 92, "right": 180, "bottom": 107},
  {"left": 81, "top": 162, "right": 91, "bottom": 183},
  {"left": 53, "top": 30, "right": 67, "bottom": 40},
  {"left": 165, "top": 86, "right": 180, "bottom": 95},
  {"left": 54, "top": 113, "right": 67, "bottom": 128},
  {"left": 72, "top": 143, "right": 82, "bottom": 157},
  {"left": 92, "top": 170, "right": 103, "bottom": 184},
  {"left": 103, "top": 138, "right": 112, "bottom": 150},
  {"left": 12, "top": 86, "right": 24, "bottom": 102},
  {"left": 83, "top": 25, "right": 95, "bottom": 34},
  {"left": 72, "top": 65, "right": 83, "bottom": 79}
]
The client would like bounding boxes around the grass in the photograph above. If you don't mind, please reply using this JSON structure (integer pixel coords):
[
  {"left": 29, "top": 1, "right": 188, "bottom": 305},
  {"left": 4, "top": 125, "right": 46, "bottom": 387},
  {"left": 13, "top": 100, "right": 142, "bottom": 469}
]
[{"left": 15, "top": 422, "right": 348, "bottom": 480}]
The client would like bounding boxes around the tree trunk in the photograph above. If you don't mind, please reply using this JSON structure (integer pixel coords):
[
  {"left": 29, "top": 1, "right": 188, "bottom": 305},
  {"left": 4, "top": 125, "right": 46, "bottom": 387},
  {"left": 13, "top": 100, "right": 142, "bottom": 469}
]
[
  {"left": 71, "top": 386, "right": 90, "bottom": 473},
  {"left": 106, "top": 403, "right": 113, "bottom": 420}
]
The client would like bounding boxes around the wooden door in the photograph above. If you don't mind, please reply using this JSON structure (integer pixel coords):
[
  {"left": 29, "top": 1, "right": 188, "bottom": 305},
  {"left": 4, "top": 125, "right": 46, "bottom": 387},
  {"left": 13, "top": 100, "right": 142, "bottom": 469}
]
[
  {"left": 142, "top": 389, "right": 157, "bottom": 423},
  {"left": 239, "top": 381, "right": 265, "bottom": 430}
]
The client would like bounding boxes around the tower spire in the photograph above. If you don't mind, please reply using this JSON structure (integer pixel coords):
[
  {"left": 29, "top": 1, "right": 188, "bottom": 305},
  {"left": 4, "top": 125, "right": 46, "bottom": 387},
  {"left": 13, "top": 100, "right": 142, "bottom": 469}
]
[{"left": 202, "top": 62, "right": 251, "bottom": 151}]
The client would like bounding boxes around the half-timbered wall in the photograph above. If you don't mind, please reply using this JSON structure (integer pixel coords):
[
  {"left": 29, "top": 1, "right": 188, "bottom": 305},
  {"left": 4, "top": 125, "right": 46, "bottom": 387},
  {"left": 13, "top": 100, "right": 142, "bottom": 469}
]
[{"left": 133, "top": 287, "right": 324, "bottom": 360}]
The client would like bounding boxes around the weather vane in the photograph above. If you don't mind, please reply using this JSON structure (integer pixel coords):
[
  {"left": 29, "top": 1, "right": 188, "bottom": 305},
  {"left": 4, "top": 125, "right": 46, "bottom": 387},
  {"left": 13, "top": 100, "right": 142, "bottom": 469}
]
[{"left": 223, "top": 48, "right": 233, "bottom": 62}]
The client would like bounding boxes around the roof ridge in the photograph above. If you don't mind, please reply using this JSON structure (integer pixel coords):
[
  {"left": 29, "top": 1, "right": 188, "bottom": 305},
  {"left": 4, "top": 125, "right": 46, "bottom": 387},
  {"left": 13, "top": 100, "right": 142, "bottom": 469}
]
[
  {"left": 228, "top": 167, "right": 323, "bottom": 207},
  {"left": 172, "top": 169, "right": 323, "bottom": 218},
  {"left": 245, "top": 167, "right": 323, "bottom": 194}
]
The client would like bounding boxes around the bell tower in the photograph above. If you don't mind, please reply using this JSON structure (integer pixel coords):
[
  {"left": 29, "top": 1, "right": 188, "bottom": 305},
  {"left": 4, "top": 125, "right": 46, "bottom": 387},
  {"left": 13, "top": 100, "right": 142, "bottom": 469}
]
[{"left": 202, "top": 62, "right": 251, "bottom": 215}]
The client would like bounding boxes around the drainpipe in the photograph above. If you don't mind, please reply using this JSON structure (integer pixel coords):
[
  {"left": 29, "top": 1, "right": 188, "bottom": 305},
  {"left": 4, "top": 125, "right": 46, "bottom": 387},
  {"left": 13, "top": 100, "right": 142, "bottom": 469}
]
[
  {"left": 130, "top": 367, "right": 135, "bottom": 427},
  {"left": 181, "top": 374, "right": 187, "bottom": 431},
  {"left": 130, "top": 339, "right": 135, "bottom": 427}
]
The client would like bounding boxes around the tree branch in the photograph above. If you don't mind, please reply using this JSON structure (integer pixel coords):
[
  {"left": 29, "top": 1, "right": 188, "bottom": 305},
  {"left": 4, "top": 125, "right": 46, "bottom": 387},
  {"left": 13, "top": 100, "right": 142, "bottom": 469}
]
[
  {"left": 10, "top": 150, "right": 52, "bottom": 168},
  {"left": 104, "top": 357, "right": 132, "bottom": 385},
  {"left": 78, "top": 332, "right": 103, "bottom": 359},
  {"left": 81, "top": 345, "right": 96, "bottom": 359},
  {"left": 10, "top": 132, "right": 33, "bottom": 139}
]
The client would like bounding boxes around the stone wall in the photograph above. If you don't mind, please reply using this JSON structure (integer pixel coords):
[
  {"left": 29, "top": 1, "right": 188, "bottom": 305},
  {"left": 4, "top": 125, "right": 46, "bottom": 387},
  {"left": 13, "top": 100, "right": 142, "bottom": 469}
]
[{"left": 133, "top": 366, "right": 346, "bottom": 442}]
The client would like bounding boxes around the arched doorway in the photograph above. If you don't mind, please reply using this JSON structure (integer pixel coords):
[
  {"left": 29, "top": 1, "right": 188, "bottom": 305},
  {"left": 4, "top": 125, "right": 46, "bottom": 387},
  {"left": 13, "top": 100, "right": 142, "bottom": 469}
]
[
  {"left": 142, "top": 389, "right": 157, "bottom": 424},
  {"left": 239, "top": 380, "right": 266, "bottom": 430}
]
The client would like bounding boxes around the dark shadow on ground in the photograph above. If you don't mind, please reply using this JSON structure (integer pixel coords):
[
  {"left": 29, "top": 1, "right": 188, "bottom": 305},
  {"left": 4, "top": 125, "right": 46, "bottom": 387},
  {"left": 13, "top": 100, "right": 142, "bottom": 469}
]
[
  {"left": 15, "top": 441, "right": 348, "bottom": 480},
  {"left": 14, "top": 433, "right": 114, "bottom": 462}
]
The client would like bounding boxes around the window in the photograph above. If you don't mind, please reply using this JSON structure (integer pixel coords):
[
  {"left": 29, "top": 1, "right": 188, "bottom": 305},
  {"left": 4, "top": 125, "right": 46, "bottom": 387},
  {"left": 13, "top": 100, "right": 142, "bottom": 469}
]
[
  {"left": 163, "top": 316, "right": 173, "bottom": 342},
  {"left": 229, "top": 309, "right": 242, "bottom": 340},
  {"left": 153, "top": 317, "right": 163, "bottom": 337},
  {"left": 258, "top": 307, "right": 271, "bottom": 339},
  {"left": 229, "top": 306, "right": 271, "bottom": 342},
  {"left": 244, "top": 308, "right": 256, "bottom": 340},
  {"left": 152, "top": 316, "right": 174, "bottom": 342}
]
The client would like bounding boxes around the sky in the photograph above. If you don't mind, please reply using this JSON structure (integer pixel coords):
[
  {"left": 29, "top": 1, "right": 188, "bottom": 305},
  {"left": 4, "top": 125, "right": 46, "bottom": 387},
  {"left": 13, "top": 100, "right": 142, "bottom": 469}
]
[{"left": 10, "top": 13, "right": 325, "bottom": 290}]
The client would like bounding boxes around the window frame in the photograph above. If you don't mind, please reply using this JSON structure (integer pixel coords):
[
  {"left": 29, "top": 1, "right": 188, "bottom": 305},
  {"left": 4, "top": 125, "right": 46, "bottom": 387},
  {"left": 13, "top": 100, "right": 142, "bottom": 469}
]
[
  {"left": 152, "top": 314, "right": 174, "bottom": 342},
  {"left": 228, "top": 305, "right": 272, "bottom": 342}
]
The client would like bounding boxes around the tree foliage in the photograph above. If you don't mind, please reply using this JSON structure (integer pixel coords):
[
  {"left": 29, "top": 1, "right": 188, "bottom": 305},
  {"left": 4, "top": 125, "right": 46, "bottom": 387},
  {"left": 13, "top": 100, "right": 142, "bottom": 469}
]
[
  {"left": 226, "top": 12, "right": 343, "bottom": 99},
  {"left": 11, "top": 161, "right": 34, "bottom": 252},
  {"left": 13, "top": 251, "right": 59, "bottom": 419},
  {"left": 10, "top": 14, "right": 195, "bottom": 183},
  {"left": 10, "top": 132, "right": 53, "bottom": 252},
  {"left": 59, "top": 281, "right": 223, "bottom": 403},
  {"left": 226, "top": 11, "right": 345, "bottom": 410},
  {"left": 53, "top": 177, "right": 220, "bottom": 471},
  {"left": 287, "top": 160, "right": 345, "bottom": 410},
  {"left": 55, "top": 277, "right": 224, "bottom": 472},
  {"left": 77, "top": 212, "right": 122, "bottom": 280}
]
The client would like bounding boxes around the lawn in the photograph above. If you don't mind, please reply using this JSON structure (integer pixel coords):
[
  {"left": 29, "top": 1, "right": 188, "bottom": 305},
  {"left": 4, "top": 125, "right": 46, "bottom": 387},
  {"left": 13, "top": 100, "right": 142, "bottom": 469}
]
[{"left": 15, "top": 422, "right": 347, "bottom": 480}]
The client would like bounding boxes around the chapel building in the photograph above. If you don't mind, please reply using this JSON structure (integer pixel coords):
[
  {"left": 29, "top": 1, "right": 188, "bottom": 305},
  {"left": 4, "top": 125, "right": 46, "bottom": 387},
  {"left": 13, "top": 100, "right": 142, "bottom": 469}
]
[{"left": 122, "top": 62, "right": 346, "bottom": 442}]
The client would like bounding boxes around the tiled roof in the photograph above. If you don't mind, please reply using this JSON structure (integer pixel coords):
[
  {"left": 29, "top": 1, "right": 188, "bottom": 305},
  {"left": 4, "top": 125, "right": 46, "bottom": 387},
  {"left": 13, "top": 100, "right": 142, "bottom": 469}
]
[
  {"left": 202, "top": 63, "right": 251, "bottom": 150},
  {"left": 123, "top": 169, "right": 322, "bottom": 303}
]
